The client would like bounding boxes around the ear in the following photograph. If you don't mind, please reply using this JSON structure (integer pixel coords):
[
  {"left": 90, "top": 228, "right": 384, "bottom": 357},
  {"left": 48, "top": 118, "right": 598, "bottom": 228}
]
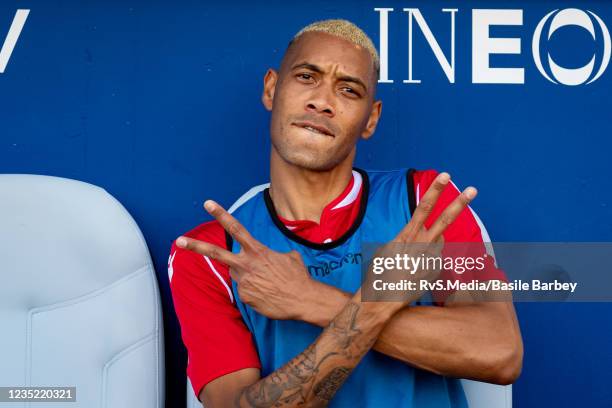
[
  {"left": 361, "top": 100, "right": 382, "bottom": 140},
  {"left": 261, "top": 69, "right": 278, "bottom": 111}
]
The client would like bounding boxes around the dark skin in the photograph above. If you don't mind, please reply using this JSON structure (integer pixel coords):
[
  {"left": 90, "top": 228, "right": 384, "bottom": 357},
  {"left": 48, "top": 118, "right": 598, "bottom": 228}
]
[
  {"left": 265, "top": 32, "right": 381, "bottom": 223},
  {"left": 177, "top": 31, "right": 523, "bottom": 407}
]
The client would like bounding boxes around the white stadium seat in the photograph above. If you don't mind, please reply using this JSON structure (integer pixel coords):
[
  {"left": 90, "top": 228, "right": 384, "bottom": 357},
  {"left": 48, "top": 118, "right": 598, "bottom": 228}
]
[{"left": 0, "top": 174, "right": 165, "bottom": 408}]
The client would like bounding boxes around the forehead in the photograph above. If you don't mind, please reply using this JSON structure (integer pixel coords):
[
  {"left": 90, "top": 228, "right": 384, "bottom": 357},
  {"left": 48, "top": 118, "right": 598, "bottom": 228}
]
[{"left": 284, "top": 31, "right": 375, "bottom": 81}]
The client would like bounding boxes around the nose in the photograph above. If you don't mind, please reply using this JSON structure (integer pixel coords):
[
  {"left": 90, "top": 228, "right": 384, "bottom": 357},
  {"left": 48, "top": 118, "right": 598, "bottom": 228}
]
[{"left": 305, "top": 85, "right": 335, "bottom": 117}]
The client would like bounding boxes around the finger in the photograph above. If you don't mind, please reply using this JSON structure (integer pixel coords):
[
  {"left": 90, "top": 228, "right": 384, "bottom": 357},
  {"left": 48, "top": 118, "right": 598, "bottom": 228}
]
[
  {"left": 397, "top": 172, "right": 450, "bottom": 241},
  {"left": 204, "top": 200, "right": 263, "bottom": 252},
  {"left": 426, "top": 186, "right": 477, "bottom": 240},
  {"left": 176, "top": 236, "right": 240, "bottom": 267}
]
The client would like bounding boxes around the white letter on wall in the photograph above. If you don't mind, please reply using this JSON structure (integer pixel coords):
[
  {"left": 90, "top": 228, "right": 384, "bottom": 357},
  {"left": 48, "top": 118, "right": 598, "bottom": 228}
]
[
  {"left": 403, "top": 8, "right": 457, "bottom": 84},
  {"left": 472, "top": 9, "right": 524, "bottom": 84},
  {"left": 0, "top": 9, "right": 29, "bottom": 74},
  {"left": 375, "top": 8, "right": 394, "bottom": 83}
]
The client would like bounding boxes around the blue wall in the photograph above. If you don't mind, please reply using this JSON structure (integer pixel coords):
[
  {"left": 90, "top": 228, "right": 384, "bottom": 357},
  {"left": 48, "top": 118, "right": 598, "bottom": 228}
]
[{"left": 1, "top": 1, "right": 611, "bottom": 407}]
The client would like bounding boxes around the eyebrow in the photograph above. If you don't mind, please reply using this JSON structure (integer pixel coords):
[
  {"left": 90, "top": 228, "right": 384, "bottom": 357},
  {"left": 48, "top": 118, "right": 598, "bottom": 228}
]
[{"left": 291, "top": 62, "right": 369, "bottom": 94}]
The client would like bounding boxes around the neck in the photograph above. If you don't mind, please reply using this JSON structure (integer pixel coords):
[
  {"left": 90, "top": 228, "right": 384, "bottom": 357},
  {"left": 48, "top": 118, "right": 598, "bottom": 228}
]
[{"left": 269, "top": 147, "right": 355, "bottom": 223}]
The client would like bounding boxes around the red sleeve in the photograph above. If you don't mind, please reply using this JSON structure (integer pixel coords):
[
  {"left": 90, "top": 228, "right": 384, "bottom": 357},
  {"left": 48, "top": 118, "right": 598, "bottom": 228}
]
[
  {"left": 168, "top": 221, "right": 260, "bottom": 399},
  {"left": 411, "top": 170, "right": 508, "bottom": 304}
]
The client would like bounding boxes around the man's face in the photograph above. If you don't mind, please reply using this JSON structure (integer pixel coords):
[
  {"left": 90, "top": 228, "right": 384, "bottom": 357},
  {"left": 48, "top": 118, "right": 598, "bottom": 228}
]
[{"left": 262, "top": 31, "right": 381, "bottom": 171}]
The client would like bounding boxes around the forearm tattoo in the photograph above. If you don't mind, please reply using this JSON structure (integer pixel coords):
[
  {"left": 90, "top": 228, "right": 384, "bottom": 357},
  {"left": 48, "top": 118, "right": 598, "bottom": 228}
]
[{"left": 235, "top": 301, "right": 381, "bottom": 407}]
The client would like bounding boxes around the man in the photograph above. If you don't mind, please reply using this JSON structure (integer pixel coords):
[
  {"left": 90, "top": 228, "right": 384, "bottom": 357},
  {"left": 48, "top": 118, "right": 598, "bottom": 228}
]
[{"left": 169, "top": 19, "right": 523, "bottom": 407}]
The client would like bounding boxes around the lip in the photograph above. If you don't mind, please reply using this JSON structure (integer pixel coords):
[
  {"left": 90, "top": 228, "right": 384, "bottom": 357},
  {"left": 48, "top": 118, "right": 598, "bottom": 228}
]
[{"left": 292, "top": 121, "right": 334, "bottom": 137}]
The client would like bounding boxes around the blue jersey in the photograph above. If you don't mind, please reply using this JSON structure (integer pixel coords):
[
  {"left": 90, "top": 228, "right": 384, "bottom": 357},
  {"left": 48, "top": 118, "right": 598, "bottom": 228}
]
[{"left": 229, "top": 168, "right": 468, "bottom": 408}]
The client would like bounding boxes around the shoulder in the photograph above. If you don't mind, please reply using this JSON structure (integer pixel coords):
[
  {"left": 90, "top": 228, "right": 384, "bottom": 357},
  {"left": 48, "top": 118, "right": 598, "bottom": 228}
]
[
  {"left": 363, "top": 167, "right": 408, "bottom": 183},
  {"left": 410, "top": 169, "right": 440, "bottom": 188},
  {"left": 363, "top": 167, "right": 430, "bottom": 187},
  {"left": 168, "top": 220, "right": 236, "bottom": 306},
  {"left": 362, "top": 168, "right": 411, "bottom": 198},
  {"left": 169, "top": 178, "right": 270, "bottom": 288},
  {"left": 182, "top": 220, "right": 227, "bottom": 247},
  {"left": 228, "top": 182, "right": 270, "bottom": 215},
  {"left": 169, "top": 220, "right": 227, "bottom": 273},
  {"left": 410, "top": 168, "right": 486, "bottom": 242}
]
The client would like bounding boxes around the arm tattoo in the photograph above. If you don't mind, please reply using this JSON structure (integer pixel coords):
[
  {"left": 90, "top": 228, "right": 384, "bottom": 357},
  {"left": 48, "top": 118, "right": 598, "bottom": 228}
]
[
  {"left": 236, "top": 301, "right": 380, "bottom": 407},
  {"left": 313, "top": 367, "right": 351, "bottom": 402},
  {"left": 328, "top": 302, "right": 362, "bottom": 349},
  {"left": 239, "top": 344, "right": 317, "bottom": 407},
  {"left": 327, "top": 301, "right": 377, "bottom": 359}
]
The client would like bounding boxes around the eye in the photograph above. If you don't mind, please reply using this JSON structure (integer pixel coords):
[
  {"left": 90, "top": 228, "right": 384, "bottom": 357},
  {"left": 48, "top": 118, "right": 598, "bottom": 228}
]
[
  {"left": 296, "top": 73, "right": 314, "bottom": 82},
  {"left": 340, "top": 86, "right": 360, "bottom": 98}
]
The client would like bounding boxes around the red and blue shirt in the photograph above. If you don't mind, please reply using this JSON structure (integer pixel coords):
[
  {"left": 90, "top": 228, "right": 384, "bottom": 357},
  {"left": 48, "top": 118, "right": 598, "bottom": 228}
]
[{"left": 169, "top": 169, "right": 507, "bottom": 401}]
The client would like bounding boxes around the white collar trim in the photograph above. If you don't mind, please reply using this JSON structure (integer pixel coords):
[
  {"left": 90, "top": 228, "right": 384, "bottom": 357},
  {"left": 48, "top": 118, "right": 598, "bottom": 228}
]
[{"left": 331, "top": 170, "right": 362, "bottom": 211}]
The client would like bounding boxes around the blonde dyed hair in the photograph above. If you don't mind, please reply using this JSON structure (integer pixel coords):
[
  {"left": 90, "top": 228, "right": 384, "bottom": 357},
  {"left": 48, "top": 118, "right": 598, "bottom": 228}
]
[{"left": 290, "top": 19, "right": 379, "bottom": 75}]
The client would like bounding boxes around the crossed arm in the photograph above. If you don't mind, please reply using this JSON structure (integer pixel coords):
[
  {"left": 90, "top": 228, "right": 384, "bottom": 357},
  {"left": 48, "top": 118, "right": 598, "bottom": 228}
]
[
  {"left": 299, "top": 282, "right": 523, "bottom": 382},
  {"left": 177, "top": 173, "right": 523, "bottom": 407}
]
